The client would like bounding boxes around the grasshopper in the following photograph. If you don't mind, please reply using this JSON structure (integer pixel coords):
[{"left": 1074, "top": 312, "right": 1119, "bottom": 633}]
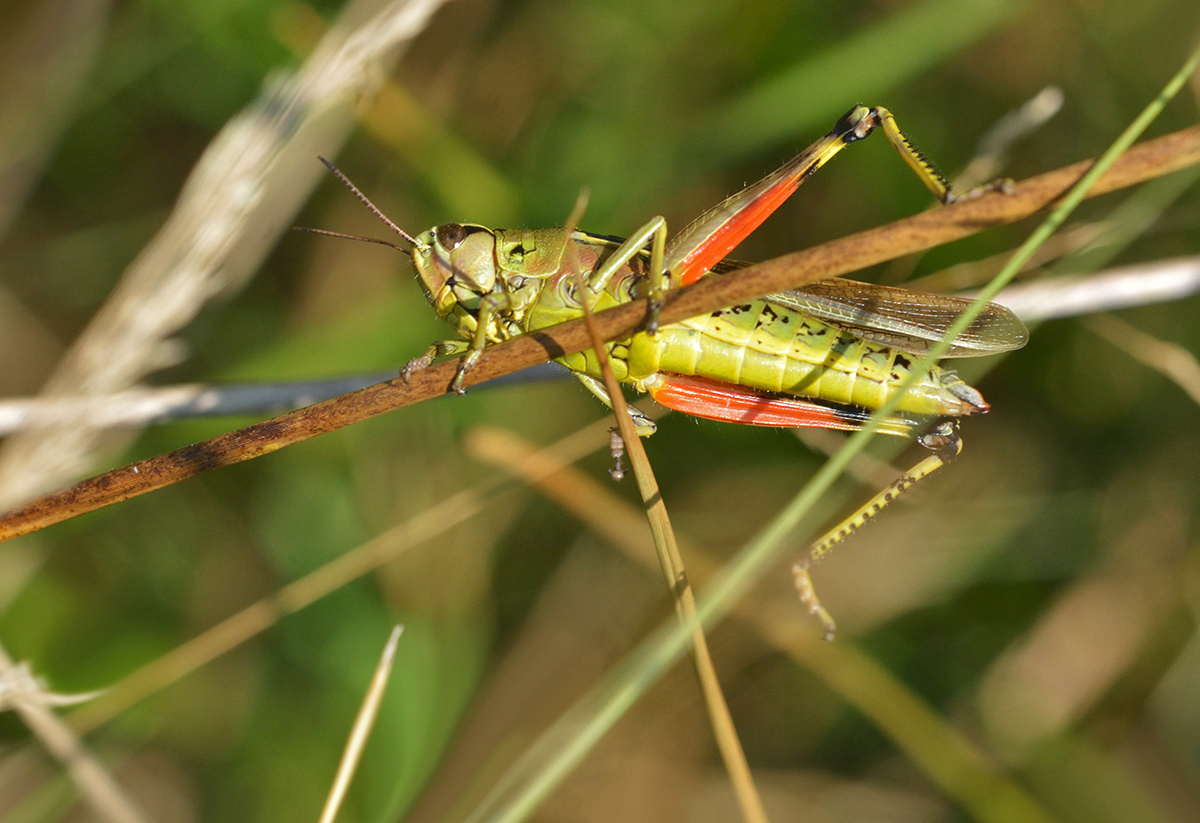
[{"left": 319, "top": 105, "right": 1027, "bottom": 637}]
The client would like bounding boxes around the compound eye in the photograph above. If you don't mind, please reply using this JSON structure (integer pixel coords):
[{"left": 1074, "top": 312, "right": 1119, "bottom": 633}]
[{"left": 436, "top": 223, "right": 467, "bottom": 251}]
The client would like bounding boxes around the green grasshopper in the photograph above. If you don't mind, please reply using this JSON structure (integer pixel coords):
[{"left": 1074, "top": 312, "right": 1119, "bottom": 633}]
[{"left": 319, "top": 105, "right": 1027, "bottom": 637}]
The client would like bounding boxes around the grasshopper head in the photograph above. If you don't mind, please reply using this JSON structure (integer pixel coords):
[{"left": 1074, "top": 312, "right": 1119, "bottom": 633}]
[
  {"left": 308, "top": 159, "right": 502, "bottom": 322},
  {"left": 411, "top": 223, "right": 500, "bottom": 319}
]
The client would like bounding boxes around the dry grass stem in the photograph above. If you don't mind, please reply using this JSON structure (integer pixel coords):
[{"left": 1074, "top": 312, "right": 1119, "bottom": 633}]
[
  {"left": 0, "top": 374, "right": 400, "bottom": 436},
  {"left": 0, "top": 0, "right": 110, "bottom": 242},
  {"left": 994, "top": 254, "right": 1200, "bottom": 321},
  {"left": 0, "top": 645, "right": 146, "bottom": 823},
  {"left": 318, "top": 626, "right": 405, "bottom": 823},
  {"left": 1085, "top": 312, "right": 1200, "bottom": 406},
  {"left": 952, "top": 85, "right": 1064, "bottom": 191}
]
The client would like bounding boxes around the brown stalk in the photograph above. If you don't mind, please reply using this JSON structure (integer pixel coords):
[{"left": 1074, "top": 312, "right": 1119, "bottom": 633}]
[
  {"left": 1, "top": 123, "right": 1198, "bottom": 542},
  {"left": 564, "top": 198, "right": 769, "bottom": 823}
]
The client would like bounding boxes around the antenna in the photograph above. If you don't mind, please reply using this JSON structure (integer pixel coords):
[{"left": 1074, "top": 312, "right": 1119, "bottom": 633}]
[
  {"left": 291, "top": 226, "right": 411, "bottom": 255},
  {"left": 316, "top": 157, "right": 429, "bottom": 253}
]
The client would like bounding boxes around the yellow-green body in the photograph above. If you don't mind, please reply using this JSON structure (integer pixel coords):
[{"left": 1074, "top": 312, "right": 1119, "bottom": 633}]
[
  {"left": 438, "top": 228, "right": 985, "bottom": 419},
  {"left": 404, "top": 105, "right": 1026, "bottom": 432},
  {"left": 327, "top": 104, "right": 1029, "bottom": 640}
]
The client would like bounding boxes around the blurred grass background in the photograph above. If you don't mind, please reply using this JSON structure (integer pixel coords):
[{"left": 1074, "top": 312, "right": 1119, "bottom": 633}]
[{"left": 2, "top": 1, "right": 1200, "bottom": 821}]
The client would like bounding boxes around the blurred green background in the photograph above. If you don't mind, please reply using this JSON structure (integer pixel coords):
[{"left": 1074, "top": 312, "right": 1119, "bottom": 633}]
[{"left": 2, "top": 1, "right": 1200, "bottom": 821}]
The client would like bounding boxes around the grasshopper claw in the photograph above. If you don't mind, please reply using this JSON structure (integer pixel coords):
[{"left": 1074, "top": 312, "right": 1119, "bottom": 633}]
[
  {"left": 401, "top": 354, "right": 433, "bottom": 383},
  {"left": 450, "top": 350, "right": 483, "bottom": 395},
  {"left": 945, "top": 177, "right": 1014, "bottom": 204},
  {"left": 608, "top": 429, "right": 626, "bottom": 480},
  {"left": 792, "top": 563, "right": 837, "bottom": 641}
]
